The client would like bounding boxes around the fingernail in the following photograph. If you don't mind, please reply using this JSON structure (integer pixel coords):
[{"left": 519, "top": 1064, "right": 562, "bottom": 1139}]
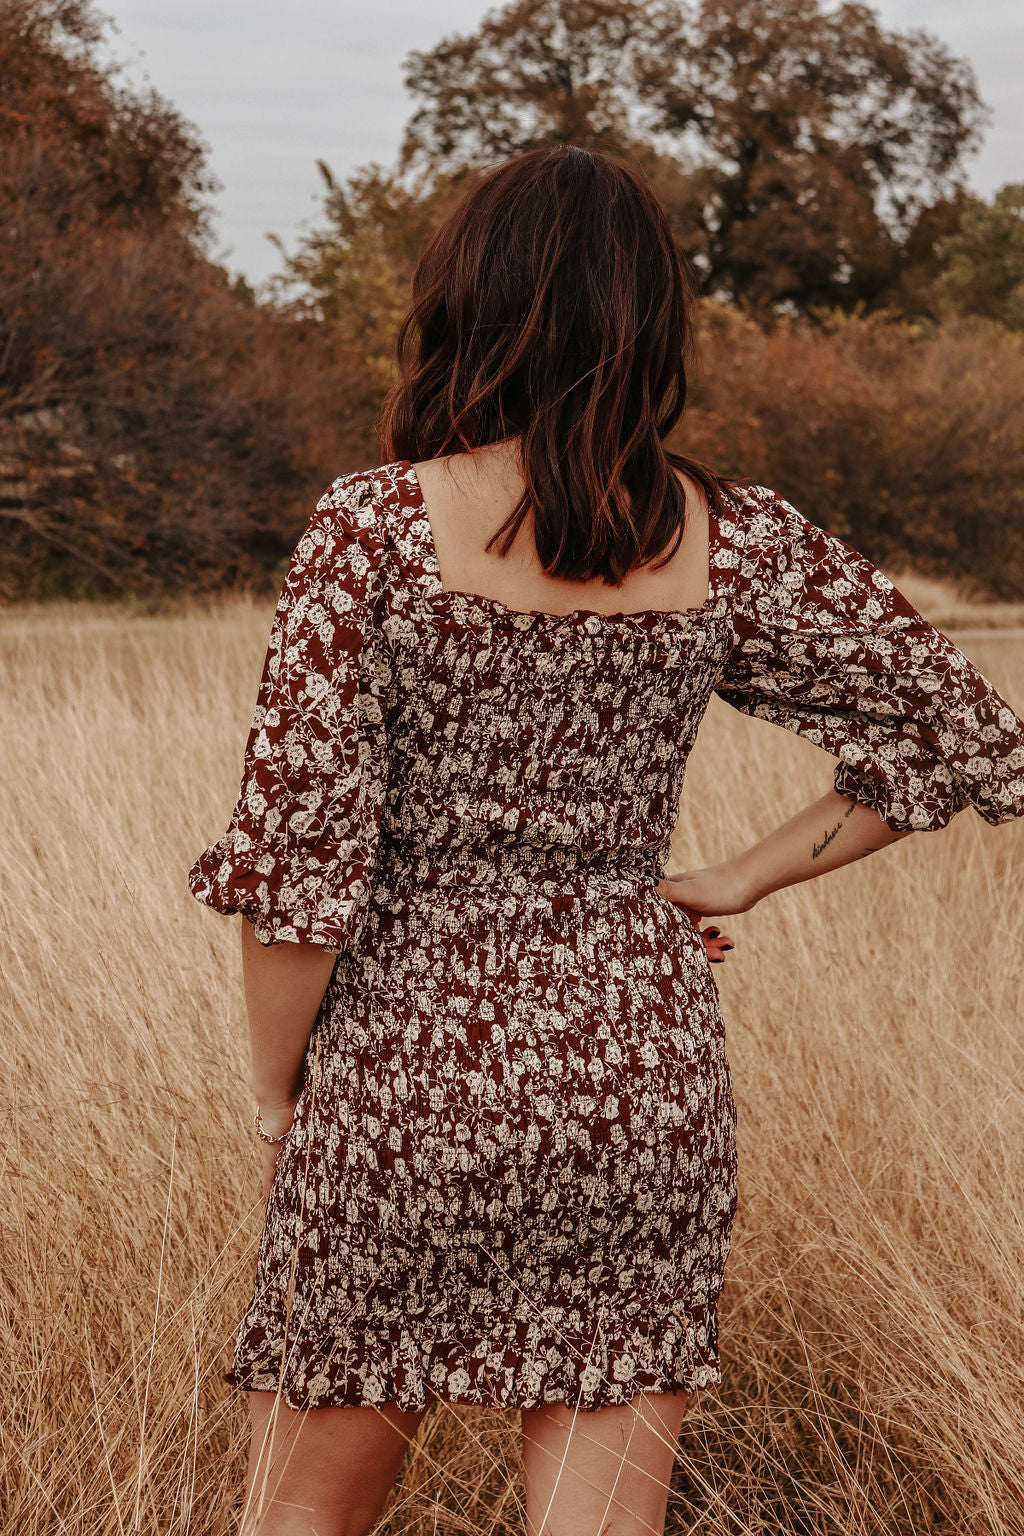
[
  {"left": 707, "top": 927, "right": 721, "bottom": 938},
  {"left": 721, "top": 943, "right": 734, "bottom": 951},
  {"left": 710, "top": 956, "right": 724, "bottom": 964}
]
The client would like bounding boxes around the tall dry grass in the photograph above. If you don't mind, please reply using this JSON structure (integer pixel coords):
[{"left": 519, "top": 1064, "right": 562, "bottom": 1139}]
[{"left": 1, "top": 592, "right": 1023, "bottom": 1535}]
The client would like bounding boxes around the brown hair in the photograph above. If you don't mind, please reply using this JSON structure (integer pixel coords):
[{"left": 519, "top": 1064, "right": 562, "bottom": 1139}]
[{"left": 379, "top": 144, "right": 738, "bottom": 585}]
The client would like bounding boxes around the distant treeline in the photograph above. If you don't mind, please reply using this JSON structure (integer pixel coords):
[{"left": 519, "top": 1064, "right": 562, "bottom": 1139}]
[{"left": 3, "top": 0, "right": 1024, "bottom": 602}]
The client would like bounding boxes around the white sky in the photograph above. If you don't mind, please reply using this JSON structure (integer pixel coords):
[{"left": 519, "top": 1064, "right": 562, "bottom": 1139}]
[{"left": 102, "top": 0, "right": 1024, "bottom": 288}]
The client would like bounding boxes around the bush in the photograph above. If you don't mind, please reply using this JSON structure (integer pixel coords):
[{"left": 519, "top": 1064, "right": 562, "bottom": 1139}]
[{"left": 682, "top": 307, "right": 1024, "bottom": 600}]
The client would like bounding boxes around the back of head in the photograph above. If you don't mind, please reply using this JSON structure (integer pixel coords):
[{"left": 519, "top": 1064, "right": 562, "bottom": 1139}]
[{"left": 380, "top": 143, "right": 735, "bottom": 585}]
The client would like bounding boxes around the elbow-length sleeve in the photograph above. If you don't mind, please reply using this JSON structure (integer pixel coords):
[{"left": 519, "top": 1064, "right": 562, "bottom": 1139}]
[
  {"left": 714, "top": 486, "right": 1024, "bottom": 833},
  {"left": 187, "top": 473, "right": 391, "bottom": 949}
]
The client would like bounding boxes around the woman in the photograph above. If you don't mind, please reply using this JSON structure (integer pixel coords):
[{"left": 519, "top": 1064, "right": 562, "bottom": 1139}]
[{"left": 189, "top": 145, "right": 1024, "bottom": 1536}]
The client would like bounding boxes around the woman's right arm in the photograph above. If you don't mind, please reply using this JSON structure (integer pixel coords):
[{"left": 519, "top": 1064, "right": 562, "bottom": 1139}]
[
  {"left": 660, "top": 486, "right": 1024, "bottom": 923},
  {"left": 242, "top": 917, "right": 339, "bottom": 1118},
  {"left": 659, "top": 787, "right": 913, "bottom": 917},
  {"left": 187, "top": 474, "right": 391, "bottom": 1193}
]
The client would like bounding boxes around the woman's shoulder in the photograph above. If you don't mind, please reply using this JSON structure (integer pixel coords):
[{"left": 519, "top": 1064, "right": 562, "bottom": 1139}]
[
  {"left": 724, "top": 481, "right": 822, "bottom": 547},
  {"left": 271, "top": 468, "right": 401, "bottom": 609},
  {"left": 725, "top": 480, "right": 877, "bottom": 578},
  {"left": 723, "top": 481, "right": 914, "bottom": 631},
  {"left": 312, "top": 465, "right": 390, "bottom": 537},
  {"left": 286, "top": 463, "right": 414, "bottom": 580}
]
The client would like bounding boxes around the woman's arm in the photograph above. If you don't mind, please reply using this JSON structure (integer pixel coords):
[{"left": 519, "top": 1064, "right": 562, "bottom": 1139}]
[
  {"left": 241, "top": 917, "right": 338, "bottom": 1132},
  {"left": 659, "top": 789, "right": 913, "bottom": 917}
]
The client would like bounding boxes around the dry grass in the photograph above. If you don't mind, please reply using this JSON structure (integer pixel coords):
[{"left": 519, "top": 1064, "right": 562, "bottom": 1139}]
[
  {"left": 1, "top": 594, "right": 1023, "bottom": 1535},
  {"left": 886, "top": 571, "right": 1024, "bottom": 635}
]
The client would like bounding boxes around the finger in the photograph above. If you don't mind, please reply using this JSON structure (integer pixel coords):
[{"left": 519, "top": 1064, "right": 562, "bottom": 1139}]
[
  {"left": 702, "top": 931, "right": 736, "bottom": 962},
  {"left": 657, "top": 879, "right": 702, "bottom": 908}
]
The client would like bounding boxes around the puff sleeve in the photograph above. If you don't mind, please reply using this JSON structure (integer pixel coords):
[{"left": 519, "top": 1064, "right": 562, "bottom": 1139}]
[
  {"left": 714, "top": 487, "right": 1024, "bottom": 833},
  {"left": 188, "top": 474, "right": 391, "bottom": 949}
]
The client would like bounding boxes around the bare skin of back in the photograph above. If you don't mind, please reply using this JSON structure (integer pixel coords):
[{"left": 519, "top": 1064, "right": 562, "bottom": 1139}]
[{"left": 412, "top": 437, "right": 712, "bottom": 618}]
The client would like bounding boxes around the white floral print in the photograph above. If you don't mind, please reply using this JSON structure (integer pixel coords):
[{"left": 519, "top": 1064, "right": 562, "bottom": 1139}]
[{"left": 188, "top": 462, "right": 1024, "bottom": 1412}]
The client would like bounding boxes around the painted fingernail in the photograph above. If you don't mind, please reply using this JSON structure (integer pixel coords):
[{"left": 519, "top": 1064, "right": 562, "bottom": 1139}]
[
  {"left": 707, "top": 927, "right": 721, "bottom": 938},
  {"left": 710, "top": 956, "right": 724, "bottom": 963},
  {"left": 721, "top": 943, "right": 734, "bottom": 951}
]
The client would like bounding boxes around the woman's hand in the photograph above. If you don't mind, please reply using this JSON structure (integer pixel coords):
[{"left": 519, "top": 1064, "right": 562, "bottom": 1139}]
[
  {"left": 256, "top": 1097, "right": 298, "bottom": 1202},
  {"left": 657, "top": 859, "right": 758, "bottom": 963}
]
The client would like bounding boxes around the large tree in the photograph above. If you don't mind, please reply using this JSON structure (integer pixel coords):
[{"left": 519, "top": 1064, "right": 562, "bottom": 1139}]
[
  {"left": 0, "top": 0, "right": 364, "bottom": 598},
  {"left": 398, "top": 0, "right": 987, "bottom": 312}
]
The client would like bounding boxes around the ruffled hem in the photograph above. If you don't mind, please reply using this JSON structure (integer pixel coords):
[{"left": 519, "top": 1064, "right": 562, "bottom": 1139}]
[{"left": 224, "top": 1304, "right": 723, "bottom": 1413}]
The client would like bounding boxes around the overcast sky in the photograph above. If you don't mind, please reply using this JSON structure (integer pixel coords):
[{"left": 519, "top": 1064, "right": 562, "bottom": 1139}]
[{"left": 103, "top": 1, "right": 1023, "bottom": 288}]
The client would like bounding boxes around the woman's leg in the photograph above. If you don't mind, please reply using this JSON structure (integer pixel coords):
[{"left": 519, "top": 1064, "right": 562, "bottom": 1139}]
[
  {"left": 238, "top": 1391, "right": 428, "bottom": 1536},
  {"left": 520, "top": 1389, "right": 693, "bottom": 1536}
]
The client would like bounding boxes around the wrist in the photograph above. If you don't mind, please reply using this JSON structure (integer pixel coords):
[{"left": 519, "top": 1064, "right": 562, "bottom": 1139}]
[
  {"left": 251, "top": 1086, "right": 300, "bottom": 1123},
  {"left": 725, "top": 850, "right": 769, "bottom": 911},
  {"left": 253, "top": 1099, "right": 297, "bottom": 1139},
  {"left": 250, "top": 1071, "right": 303, "bottom": 1106}
]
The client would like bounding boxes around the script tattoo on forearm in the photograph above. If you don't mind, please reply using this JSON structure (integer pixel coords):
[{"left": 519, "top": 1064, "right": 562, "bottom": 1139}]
[{"left": 811, "top": 800, "right": 855, "bottom": 860}]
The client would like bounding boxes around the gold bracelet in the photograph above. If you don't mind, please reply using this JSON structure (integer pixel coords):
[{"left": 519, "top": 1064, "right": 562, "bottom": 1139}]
[{"left": 253, "top": 1107, "right": 292, "bottom": 1145}]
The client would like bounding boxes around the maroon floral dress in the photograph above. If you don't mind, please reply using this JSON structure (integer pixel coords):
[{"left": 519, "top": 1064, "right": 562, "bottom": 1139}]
[{"left": 189, "top": 461, "right": 1024, "bottom": 1412}]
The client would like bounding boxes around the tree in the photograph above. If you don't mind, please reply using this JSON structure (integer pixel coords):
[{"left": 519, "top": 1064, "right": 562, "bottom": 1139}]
[
  {"left": 0, "top": 0, "right": 214, "bottom": 238},
  {"left": 267, "top": 160, "right": 477, "bottom": 439},
  {"left": 0, "top": 0, "right": 364, "bottom": 598},
  {"left": 270, "top": 162, "right": 451, "bottom": 396},
  {"left": 398, "top": 0, "right": 987, "bottom": 314},
  {"left": 927, "top": 185, "right": 1024, "bottom": 330},
  {"left": 399, "top": 0, "right": 657, "bottom": 167}
]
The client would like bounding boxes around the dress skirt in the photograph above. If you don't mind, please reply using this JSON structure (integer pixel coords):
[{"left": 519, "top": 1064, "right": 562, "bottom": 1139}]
[{"left": 227, "top": 873, "right": 738, "bottom": 1412}]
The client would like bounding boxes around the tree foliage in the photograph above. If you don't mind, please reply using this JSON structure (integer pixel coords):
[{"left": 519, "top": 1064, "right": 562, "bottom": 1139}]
[
  {"left": 0, "top": 0, "right": 364, "bottom": 599},
  {"left": 269, "top": 162, "right": 468, "bottom": 408},
  {"left": 399, "top": 0, "right": 987, "bottom": 313},
  {"left": 681, "top": 307, "right": 1024, "bottom": 599},
  {"left": 928, "top": 185, "right": 1024, "bottom": 330},
  {"left": 1, "top": 0, "right": 213, "bottom": 236},
  {"left": 2, "top": 0, "right": 1021, "bottom": 601}
]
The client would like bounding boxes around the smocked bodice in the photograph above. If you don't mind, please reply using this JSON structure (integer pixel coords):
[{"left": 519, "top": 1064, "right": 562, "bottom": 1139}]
[
  {"left": 189, "top": 459, "right": 1024, "bottom": 952},
  {"left": 370, "top": 461, "right": 740, "bottom": 896}
]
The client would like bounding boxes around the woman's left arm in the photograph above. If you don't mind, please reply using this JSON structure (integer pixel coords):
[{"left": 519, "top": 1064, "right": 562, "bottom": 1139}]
[
  {"left": 187, "top": 474, "right": 392, "bottom": 1189},
  {"left": 663, "top": 488, "right": 1024, "bottom": 927},
  {"left": 711, "top": 487, "right": 1024, "bottom": 837},
  {"left": 241, "top": 918, "right": 338, "bottom": 1127}
]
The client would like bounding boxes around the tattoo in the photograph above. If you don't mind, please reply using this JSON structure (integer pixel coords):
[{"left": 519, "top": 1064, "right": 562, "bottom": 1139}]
[
  {"left": 812, "top": 801, "right": 856, "bottom": 860},
  {"left": 812, "top": 820, "right": 843, "bottom": 859}
]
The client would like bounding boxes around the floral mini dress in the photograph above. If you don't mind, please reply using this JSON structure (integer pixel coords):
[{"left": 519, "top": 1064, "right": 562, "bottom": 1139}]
[{"left": 189, "top": 461, "right": 1024, "bottom": 1412}]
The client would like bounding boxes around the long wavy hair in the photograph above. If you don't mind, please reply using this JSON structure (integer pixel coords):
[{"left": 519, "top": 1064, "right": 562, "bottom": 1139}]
[{"left": 379, "top": 143, "right": 738, "bottom": 585}]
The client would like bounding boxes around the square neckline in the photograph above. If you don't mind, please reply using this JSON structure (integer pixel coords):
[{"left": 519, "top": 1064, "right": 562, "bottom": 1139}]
[{"left": 395, "top": 458, "right": 731, "bottom": 631}]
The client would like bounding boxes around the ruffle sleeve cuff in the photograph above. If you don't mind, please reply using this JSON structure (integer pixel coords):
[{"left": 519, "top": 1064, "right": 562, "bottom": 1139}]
[{"left": 188, "top": 829, "right": 375, "bottom": 951}]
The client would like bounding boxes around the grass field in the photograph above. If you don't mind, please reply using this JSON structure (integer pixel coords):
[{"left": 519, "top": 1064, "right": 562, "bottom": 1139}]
[{"left": 2, "top": 587, "right": 1023, "bottom": 1535}]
